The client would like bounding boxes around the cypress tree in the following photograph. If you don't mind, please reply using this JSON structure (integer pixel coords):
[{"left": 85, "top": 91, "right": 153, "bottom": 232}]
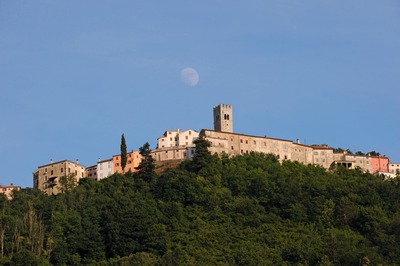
[{"left": 120, "top": 133, "right": 127, "bottom": 172}]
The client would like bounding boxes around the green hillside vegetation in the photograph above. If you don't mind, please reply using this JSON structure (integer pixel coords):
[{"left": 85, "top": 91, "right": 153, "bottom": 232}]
[{"left": 1, "top": 141, "right": 400, "bottom": 265}]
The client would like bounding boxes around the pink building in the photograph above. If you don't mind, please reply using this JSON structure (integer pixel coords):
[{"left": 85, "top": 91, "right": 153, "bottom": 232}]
[{"left": 371, "top": 156, "right": 389, "bottom": 173}]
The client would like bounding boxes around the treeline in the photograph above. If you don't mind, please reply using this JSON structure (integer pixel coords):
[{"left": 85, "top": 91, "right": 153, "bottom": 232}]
[{"left": 1, "top": 140, "right": 400, "bottom": 265}]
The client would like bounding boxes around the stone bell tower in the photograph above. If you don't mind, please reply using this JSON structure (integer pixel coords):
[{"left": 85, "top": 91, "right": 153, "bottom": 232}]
[{"left": 213, "top": 104, "right": 233, "bottom": 133}]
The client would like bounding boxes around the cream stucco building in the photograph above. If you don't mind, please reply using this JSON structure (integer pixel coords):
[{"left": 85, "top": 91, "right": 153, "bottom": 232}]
[
  {"left": 201, "top": 104, "right": 335, "bottom": 169},
  {"left": 33, "top": 159, "right": 86, "bottom": 195},
  {"left": 0, "top": 183, "right": 21, "bottom": 200},
  {"left": 151, "top": 129, "right": 199, "bottom": 162}
]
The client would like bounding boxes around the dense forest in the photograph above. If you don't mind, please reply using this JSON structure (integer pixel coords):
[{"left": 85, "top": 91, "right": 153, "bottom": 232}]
[{"left": 1, "top": 140, "right": 400, "bottom": 265}]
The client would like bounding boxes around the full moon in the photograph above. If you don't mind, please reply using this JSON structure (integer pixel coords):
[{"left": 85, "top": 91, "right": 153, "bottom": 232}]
[{"left": 180, "top": 67, "right": 199, "bottom": 87}]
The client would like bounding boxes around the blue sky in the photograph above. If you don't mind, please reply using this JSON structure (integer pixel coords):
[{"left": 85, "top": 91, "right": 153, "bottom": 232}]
[{"left": 1, "top": 1, "right": 399, "bottom": 188}]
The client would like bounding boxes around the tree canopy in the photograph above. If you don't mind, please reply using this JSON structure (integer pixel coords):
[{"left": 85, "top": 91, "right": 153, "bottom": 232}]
[{"left": 1, "top": 152, "right": 400, "bottom": 265}]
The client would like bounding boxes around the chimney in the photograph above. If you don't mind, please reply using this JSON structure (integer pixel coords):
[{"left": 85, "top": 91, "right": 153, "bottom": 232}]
[
  {"left": 76, "top": 159, "right": 79, "bottom": 164},
  {"left": 10, "top": 183, "right": 13, "bottom": 186},
  {"left": 50, "top": 159, "right": 53, "bottom": 163},
  {"left": 296, "top": 139, "right": 300, "bottom": 144}
]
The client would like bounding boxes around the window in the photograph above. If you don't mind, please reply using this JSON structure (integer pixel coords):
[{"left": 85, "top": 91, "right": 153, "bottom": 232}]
[
  {"left": 284, "top": 155, "right": 288, "bottom": 160},
  {"left": 68, "top": 168, "right": 71, "bottom": 173},
  {"left": 264, "top": 142, "right": 267, "bottom": 146},
  {"left": 316, "top": 159, "right": 319, "bottom": 163},
  {"left": 245, "top": 140, "right": 248, "bottom": 144},
  {"left": 231, "top": 146, "right": 234, "bottom": 150},
  {"left": 185, "top": 136, "right": 188, "bottom": 140},
  {"left": 231, "top": 137, "right": 234, "bottom": 141},
  {"left": 253, "top": 140, "right": 256, "bottom": 145},
  {"left": 313, "top": 152, "right": 318, "bottom": 155},
  {"left": 241, "top": 149, "right": 244, "bottom": 154},
  {"left": 51, "top": 170, "right": 53, "bottom": 175},
  {"left": 189, "top": 131, "right": 191, "bottom": 135},
  {"left": 61, "top": 168, "right": 63, "bottom": 173},
  {"left": 240, "top": 139, "right": 243, "bottom": 143},
  {"left": 45, "top": 168, "right": 47, "bottom": 173},
  {"left": 170, "top": 137, "right": 173, "bottom": 141},
  {"left": 321, "top": 152, "right": 325, "bottom": 155}
]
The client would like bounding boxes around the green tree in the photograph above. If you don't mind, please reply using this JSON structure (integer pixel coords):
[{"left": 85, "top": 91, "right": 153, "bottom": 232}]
[
  {"left": 135, "top": 142, "right": 156, "bottom": 182},
  {"left": 59, "top": 174, "right": 78, "bottom": 193},
  {"left": 190, "top": 136, "right": 212, "bottom": 173},
  {"left": 121, "top": 133, "right": 127, "bottom": 173}
]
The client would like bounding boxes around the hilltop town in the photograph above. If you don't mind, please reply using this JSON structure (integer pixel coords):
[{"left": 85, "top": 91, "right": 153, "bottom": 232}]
[{"left": 2, "top": 104, "right": 400, "bottom": 197}]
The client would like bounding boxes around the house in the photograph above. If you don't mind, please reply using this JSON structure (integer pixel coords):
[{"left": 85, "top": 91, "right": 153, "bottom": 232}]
[
  {"left": 33, "top": 159, "right": 86, "bottom": 195},
  {"left": 0, "top": 183, "right": 21, "bottom": 200}
]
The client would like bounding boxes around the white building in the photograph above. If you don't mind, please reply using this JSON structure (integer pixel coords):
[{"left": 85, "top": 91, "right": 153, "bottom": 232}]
[
  {"left": 97, "top": 158, "right": 114, "bottom": 180},
  {"left": 152, "top": 129, "right": 199, "bottom": 162},
  {"left": 389, "top": 162, "right": 400, "bottom": 175}
]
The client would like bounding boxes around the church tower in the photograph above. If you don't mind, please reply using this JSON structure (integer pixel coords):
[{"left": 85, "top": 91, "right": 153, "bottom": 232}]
[{"left": 213, "top": 104, "right": 233, "bottom": 133}]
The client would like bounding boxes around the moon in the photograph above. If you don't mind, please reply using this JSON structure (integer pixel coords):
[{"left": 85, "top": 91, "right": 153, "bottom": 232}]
[{"left": 180, "top": 67, "right": 199, "bottom": 87}]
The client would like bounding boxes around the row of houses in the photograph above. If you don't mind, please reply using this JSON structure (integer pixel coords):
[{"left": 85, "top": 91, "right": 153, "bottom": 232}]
[
  {"left": 33, "top": 151, "right": 142, "bottom": 195},
  {"left": 26, "top": 104, "right": 400, "bottom": 196},
  {"left": 152, "top": 104, "right": 400, "bottom": 176}
]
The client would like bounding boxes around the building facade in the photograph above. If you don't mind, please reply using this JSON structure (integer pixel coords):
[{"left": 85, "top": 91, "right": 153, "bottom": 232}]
[
  {"left": 151, "top": 129, "right": 199, "bottom": 162},
  {"left": 113, "top": 150, "right": 142, "bottom": 174},
  {"left": 86, "top": 165, "right": 97, "bottom": 180},
  {"left": 389, "top": 162, "right": 400, "bottom": 175},
  {"left": 97, "top": 158, "right": 114, "bottom": 180},
  {"left": 370, "top": 156, "right": 389, "bottom": 173},
  {"left": 213, "top": 104, "right": 233, "bottom": 133},
  {"left": 33, "top": 160, "right": 86, "bottom": 195},
  {"left": 0, "top": 183, "right": 21, "bottom": 200}
]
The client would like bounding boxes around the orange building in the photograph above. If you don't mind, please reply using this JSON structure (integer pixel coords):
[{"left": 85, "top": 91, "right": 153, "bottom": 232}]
[
  {"left": 113, "top": 150, "right": 142, "bottom": 173},
  {"left": 371, "top": 156, "right": 389, "bottom": 173},
  {"left": 0, "top": 183, "right": 21, "bottom": 200}
]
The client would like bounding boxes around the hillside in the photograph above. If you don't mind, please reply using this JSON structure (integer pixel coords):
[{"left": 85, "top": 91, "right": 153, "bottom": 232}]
[{"left": 1, "top": 147, "right": 400, "bottom": 265}]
